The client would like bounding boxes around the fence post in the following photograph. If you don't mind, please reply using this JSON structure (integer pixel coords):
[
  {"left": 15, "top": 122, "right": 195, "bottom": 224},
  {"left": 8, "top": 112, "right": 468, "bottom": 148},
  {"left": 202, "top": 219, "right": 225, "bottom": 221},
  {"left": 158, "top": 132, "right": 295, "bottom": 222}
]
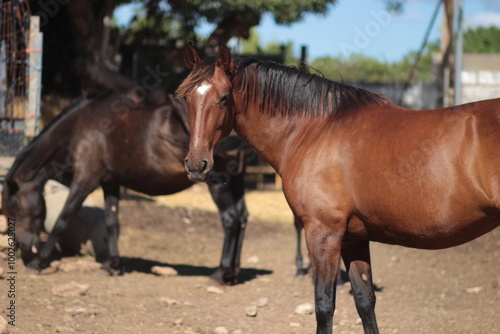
[{"left": 26, "top": 15, "right": 43, "bottom": 140}]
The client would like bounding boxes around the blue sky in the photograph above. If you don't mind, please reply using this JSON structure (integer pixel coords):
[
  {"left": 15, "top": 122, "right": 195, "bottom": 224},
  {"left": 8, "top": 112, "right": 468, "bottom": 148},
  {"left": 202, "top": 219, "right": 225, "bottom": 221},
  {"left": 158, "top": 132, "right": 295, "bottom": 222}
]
[{"left": 114, "top": 0, "right": 500, "bottom": 62}]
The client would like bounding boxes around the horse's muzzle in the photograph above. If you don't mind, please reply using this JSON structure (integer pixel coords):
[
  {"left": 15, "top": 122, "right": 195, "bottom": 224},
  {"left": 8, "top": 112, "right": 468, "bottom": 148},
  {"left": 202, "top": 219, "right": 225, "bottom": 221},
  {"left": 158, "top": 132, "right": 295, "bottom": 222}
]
[
  {"left": 184, "top": 158, "right": 211, "bottom": 182},
  {"left": 18, "top": 232, "right": 41, "bottom": 265}
]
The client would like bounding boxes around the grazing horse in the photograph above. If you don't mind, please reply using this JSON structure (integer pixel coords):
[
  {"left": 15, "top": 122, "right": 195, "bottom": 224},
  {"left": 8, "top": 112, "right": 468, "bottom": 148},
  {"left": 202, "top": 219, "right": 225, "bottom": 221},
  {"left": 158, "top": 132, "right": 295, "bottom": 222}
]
[
  {"left": 1, "top": 91, "right": 249, "bottom": 284},
  {"left": 175, "top": 44, "right": 500, "bottom": 334}
]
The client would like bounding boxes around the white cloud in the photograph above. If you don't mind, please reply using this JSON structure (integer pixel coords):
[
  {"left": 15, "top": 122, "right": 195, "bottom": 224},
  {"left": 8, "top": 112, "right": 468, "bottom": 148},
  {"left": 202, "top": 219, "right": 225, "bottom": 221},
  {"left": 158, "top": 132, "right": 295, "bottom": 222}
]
[{"left": 466, "top": 12, "right": 500, "bottom": 28}]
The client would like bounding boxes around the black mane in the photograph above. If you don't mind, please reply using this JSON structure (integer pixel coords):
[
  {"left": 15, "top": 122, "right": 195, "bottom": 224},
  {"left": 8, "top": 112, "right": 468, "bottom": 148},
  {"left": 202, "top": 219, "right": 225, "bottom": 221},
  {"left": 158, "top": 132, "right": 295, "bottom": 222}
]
[{"left": 233, "top": 57, "right": 387, "bottom": 118}]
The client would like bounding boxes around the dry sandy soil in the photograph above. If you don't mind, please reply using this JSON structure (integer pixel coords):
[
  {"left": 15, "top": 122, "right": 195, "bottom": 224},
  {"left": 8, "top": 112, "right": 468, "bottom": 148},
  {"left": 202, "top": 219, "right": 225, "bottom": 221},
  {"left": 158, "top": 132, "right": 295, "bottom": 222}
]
[{"left": 1, "top": 185, "right": 499, "bottom": 334}]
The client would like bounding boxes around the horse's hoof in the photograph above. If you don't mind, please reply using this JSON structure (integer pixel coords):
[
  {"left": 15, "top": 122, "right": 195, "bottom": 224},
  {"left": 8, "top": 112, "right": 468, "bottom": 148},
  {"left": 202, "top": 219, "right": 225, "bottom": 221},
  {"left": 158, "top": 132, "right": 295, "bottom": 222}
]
[
  {"left": 101, "top": 260, "right": 124, "bottom": 276},
  {"left": 100, "top": 265, "right": 123, "bottom": 276},
  {"left": 210, "top": 269, "right": 237, "bottom": 285},
  {"left": 295, "top": 267, "right": 310, "bottom": 278},
  {"left": 25, "top": 256, "right": 50, "bottom": 273},
  {"left": 23, "top": 266, "right": 41, "bottom": 275}
]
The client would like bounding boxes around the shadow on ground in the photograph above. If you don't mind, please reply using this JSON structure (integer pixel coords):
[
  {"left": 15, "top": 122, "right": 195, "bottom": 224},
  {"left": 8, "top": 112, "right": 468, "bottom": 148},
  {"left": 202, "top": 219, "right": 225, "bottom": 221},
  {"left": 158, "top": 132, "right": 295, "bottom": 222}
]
[{"left": 121, "top": 256, "right": 273, "bottom": 284}]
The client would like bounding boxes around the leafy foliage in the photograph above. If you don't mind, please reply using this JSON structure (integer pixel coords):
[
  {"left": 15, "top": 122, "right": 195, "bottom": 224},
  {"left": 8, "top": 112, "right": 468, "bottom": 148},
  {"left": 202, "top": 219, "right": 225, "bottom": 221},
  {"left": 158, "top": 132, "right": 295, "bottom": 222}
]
[
  {"left": 239, "top": 29, "right": 299, "bottom": 66},
  {"left": 464, "top": 26, "right": 500, "bottom": 54},
  {"left": 119, "top": 7, "right": 182, "bottom": 43},
  {"left": 309, "top": 41, "right": 439, "bottom": 83},
  {"left": 121, "top": 0, "right": 337, "bottom": 41}
]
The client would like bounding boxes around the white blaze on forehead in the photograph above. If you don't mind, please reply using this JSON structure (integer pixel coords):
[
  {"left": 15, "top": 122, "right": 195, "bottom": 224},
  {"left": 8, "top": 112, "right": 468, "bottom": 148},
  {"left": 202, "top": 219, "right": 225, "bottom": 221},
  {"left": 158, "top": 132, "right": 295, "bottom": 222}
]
[{"left": 196, "top": 82, "right": 212, "bottom": 95}]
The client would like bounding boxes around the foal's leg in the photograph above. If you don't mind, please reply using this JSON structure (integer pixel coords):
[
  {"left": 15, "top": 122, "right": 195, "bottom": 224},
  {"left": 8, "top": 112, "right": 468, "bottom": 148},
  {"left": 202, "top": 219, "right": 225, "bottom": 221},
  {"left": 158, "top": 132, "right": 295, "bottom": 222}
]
[
  {"left": 33, "top": 176, "right": 101, "bottom": 270},
  {"left": 341, "top": 240, "right": 379, "bottom": 334},
  {"left": 294, "top": 217, "right": 310, "bottom": 276},
  {"left": 303, "top": 217, "right": 345, "bottom": 334},
  {"left": 207, "top": 171, "right": 248, "bottom": 284},
  {"left": 102, "top": 185, "right": 121, "bottom": 274}
]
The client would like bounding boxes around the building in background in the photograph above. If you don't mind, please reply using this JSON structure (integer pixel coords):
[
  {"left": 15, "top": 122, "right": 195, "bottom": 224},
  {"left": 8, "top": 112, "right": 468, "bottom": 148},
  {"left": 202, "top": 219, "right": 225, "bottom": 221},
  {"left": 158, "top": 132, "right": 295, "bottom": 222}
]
[{"left": 461, "top": 54, "right": 500, "bottom": 104}]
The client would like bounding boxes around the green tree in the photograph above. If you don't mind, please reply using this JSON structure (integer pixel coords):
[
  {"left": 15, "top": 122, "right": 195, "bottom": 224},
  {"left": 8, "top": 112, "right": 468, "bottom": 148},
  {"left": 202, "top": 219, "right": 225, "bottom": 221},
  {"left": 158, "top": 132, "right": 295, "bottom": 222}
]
[
  {"left": 239, "top": 29, "right": 298, "bottom": 66},
  {"left": 120, "top": 7, "right": 182, "bottom": 43},
  {"left": 309, "top": 40, "right": 439, "bottom": 84},
  {"left": 464, "top": 26, "right": 500, "bottom": 54},
  {"left": 31, "top": 0, "right": 406, "bottom": 95}
]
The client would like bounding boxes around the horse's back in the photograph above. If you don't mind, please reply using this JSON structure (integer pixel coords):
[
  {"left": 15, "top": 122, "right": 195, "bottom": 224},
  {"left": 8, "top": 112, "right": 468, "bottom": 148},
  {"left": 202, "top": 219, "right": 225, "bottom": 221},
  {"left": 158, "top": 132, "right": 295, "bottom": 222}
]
[
  {"left": 77, "top": 93, "right": 193, "bottom": 194},
  {"left": 329, "top": 99, "right": 500, "bottom": 249}
]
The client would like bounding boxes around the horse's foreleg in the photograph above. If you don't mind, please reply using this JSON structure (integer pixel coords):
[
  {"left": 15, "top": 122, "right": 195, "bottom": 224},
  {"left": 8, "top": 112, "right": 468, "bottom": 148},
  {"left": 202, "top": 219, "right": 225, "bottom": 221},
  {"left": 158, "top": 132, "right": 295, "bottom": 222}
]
[
  {"left": 207, "top": 172, "right": 248, "bottom": 284},
  {"left": 304, "top": 218, "right": 345, "bottom": 334},
  {"left": 102, "top": 185, "right": 121, "bottom": 274},
  {"left": 341, "top": 240, "right": 379, "bottom": 334},
  {"left": 230, "top": 176, "right": 248, "bottom": 280},
  {"left": 33, "top": 178, "right": 99, "bottom": 270},
  {"left": 294, "top": 217, "right": 310, "bottom": 277}
]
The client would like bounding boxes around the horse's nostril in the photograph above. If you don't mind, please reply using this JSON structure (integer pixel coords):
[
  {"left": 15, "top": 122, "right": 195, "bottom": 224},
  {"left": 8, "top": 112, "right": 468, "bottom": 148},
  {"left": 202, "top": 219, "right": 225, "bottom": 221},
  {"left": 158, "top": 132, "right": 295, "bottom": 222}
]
[{"left": 200, "top": 159, "right": 208, "bottom": 173}]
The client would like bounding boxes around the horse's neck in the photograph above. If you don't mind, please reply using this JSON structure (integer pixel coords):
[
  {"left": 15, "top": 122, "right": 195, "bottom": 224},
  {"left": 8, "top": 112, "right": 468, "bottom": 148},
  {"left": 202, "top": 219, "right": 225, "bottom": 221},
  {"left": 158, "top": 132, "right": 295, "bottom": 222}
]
[
  {"left": 9, "top": 130, "right": 70, "bottom": 187},
  {"left": 10, "top": 154, "right": 53, "bottom": 188},
  {"left": 234, "top": 106, "right": 301, "bottom": 174}
]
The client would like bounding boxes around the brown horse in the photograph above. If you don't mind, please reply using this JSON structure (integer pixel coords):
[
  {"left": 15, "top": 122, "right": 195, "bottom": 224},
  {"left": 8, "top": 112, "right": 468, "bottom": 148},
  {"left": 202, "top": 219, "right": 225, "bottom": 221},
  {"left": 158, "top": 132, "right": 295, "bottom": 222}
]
[
  {"left": 175, "top": 44, "right": 500, "bottom": 334},
  {"left": 2, "top": 91, "right": 249, "bottom": 284}
]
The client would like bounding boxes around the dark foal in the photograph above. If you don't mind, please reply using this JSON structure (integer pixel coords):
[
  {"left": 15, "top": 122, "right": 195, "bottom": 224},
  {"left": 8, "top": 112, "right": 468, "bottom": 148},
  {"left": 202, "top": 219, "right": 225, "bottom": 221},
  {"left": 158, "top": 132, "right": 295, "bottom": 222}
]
[{"left": 2, "top": 91, "right": 248, "bottom": 284}]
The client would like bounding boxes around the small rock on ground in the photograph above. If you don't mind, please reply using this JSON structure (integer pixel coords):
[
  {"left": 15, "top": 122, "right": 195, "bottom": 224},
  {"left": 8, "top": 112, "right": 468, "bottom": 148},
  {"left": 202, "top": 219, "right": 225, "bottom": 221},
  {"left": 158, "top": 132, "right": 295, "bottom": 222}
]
[
  {"left": 56, "top": 326, "right": 75, "bottom": 333},
  {"left": 158, "top": 297, "right": 179, "bottom": 305},
  {"left": 0, "top": 315, "right": 8, "bottom": 334},
  {"left": 151, "top": 266, "right": 178, "bottom": 277},
  {"left": 64, "top": 306, "right": 99, "bottom": 317},
  {"left": 206, "top": 286, "right": 224, "bottom": 294},
  {"left": 294, "top": 302, "right": 314, "bottom": 315},
  {"left": 0, "top": 235, "right": 10, "bottom": 250},
  {"left": 58, "top": 258, "right": 102, "bottom": 273},
  {"left": 256, "top": 297, "right": 268, "bottom": 307},
  {"left": 246, "top": 256, "right": 259, "bottom": 264},
  {"left": 52, "top": 282, "right": 91, "bottom": 297},
  {"left": 465, "top": 286, "right": 482, "bottom": 293},
  {"left": 213, "top": 326, "right": 228, "bottom": 334},
  {"left": 245, "top": 305, "right": 258, "bottom": 317}
]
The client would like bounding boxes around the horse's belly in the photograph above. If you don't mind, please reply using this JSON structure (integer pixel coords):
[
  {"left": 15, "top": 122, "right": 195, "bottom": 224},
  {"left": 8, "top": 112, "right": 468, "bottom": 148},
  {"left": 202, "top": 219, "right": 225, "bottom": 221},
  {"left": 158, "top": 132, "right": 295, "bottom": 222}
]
[
  {"left": 117, "top": 170, "right": 192, "bottom": 196},
  {"left": 356, "top": 204, "right": 499, "bottom": 249}
]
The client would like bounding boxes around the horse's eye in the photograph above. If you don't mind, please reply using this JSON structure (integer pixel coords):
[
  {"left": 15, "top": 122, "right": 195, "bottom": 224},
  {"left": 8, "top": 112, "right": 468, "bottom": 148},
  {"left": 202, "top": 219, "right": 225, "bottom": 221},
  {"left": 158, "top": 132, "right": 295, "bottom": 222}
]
[{"left": 220, "top": 95, "right": 228, "bottom": 104}]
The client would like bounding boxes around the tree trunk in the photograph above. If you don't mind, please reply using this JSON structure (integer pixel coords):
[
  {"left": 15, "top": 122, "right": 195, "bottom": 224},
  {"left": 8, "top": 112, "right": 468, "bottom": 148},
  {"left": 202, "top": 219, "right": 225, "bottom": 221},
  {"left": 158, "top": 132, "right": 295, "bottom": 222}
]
[
  {"left": 65, "top": 0, "right": 136, "bottom": 93},
  {"left": 204, "top": 13, "right": 260, "bottom": 56}
]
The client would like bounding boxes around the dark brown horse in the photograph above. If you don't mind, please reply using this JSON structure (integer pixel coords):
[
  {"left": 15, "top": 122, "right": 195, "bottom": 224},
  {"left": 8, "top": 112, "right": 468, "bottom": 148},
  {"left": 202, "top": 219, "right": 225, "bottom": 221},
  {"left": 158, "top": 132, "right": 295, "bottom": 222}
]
[
  {"left": 176, "top": 44, "right": 500, "bottom": 333},
  {"left": 1, "top": 91, "right": 249, "bottom": 284}
]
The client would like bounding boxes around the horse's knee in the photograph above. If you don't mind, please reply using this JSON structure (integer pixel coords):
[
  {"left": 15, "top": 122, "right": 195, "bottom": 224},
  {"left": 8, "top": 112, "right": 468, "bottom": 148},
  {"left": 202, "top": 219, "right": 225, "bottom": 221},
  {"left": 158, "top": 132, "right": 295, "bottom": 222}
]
[{"left": 221, "top": 207, "right": 245, "bottom": 230}]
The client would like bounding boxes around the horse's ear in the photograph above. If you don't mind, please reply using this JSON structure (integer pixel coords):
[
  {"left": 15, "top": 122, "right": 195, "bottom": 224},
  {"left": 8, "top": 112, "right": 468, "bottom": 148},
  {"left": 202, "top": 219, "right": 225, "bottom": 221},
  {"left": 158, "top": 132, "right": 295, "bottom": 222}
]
[
  {"left": 216, "top": 44, "right": 231, "bottom": 73},
  {"left": 184, "top": 43, "right": 201, "bottom": 70}
]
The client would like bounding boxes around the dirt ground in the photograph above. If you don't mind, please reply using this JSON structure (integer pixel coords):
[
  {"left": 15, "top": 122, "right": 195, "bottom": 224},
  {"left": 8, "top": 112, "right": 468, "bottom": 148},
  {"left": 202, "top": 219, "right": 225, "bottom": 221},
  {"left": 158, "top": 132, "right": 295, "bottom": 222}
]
[{"left": 1, "top": 185, "right": 499, "bottom": 334}]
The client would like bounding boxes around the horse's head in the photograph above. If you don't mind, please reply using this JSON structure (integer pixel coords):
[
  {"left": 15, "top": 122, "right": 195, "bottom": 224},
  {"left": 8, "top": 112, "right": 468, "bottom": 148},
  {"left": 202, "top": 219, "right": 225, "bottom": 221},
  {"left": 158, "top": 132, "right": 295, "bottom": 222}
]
[
  {"left": 2, "top": 180, "right": 45, "bottom": 265},
  {"left": 176, "top": 44, "right": 235, "bottom": 182}
]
